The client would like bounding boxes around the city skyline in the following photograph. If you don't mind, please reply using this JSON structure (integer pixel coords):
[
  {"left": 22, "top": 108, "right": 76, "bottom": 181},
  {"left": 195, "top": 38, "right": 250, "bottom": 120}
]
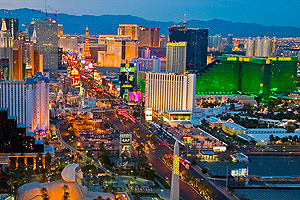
[
  {"left": 0, "top": 0, "right": 299, "bottom": 28},
  {"left": 1, "top": 1, "right": 300, "bottom": 199}
]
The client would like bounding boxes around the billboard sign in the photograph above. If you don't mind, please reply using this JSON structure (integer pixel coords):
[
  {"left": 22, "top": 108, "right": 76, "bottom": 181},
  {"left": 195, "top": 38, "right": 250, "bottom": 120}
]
[
  {"left": 182, "top": 136, "right": 193, "bottom": 143},
  {"left": 213, "top": 146, "right": 227, "bottom": 152},
  {"left": 231, "top": 168, "right": 248, "bottom": 177}
]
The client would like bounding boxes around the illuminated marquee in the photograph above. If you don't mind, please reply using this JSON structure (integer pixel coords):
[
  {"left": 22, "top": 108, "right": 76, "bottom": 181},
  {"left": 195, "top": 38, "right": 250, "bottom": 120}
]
[
  {"left": 120, "top": 67, "right": 135, "bottom": 73},
  {"left": 167, "top": 42, "right": 186, "bottom": 47},
  {"left": 227, "top": 57, "right": 237, "bottom": 61},
  {"left": 182, "top": 136, "right": 193, "bottom": 143},
  {"left": 121, "top": 138, "right": 131, "bottom": 144}
]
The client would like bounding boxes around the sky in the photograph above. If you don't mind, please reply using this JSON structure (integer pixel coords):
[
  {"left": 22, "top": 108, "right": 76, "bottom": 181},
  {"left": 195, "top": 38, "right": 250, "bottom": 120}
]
[{"left": 0, "top": 0, "right": 299, "bottom": 27}]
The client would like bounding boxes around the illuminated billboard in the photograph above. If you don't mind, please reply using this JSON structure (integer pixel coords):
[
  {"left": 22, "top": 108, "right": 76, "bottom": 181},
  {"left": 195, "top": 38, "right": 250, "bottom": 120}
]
[
  {"left": 120, "top": 67, "right": 135, "bottom": 73},
  {"left": 231, "top": 168, "right": 248, "bottom": 177},
  {"left": 182, "top": 136, "right": 193, "bottom": 143},
  {"left": 119, "top": 133, "right": 132, "bottom": 157},
  {"left": 213, "top": 146, "right": 226, "bottom": 152},
  {"left": 129, "top": 92, "right": 142, "bottom": 103},
  {"left": 120, "top": 62, "right": 135, "bottom": 73}
]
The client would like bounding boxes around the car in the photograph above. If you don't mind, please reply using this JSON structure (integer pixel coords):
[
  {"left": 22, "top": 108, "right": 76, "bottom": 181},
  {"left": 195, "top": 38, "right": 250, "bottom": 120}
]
[{"left": 165, "top": 176, "right": 169, "bottom": 180}]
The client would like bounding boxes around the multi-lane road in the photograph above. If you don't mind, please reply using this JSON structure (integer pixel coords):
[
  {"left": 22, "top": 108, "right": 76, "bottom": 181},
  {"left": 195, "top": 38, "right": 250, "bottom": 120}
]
[{"left": 106, "top": 110, "right": 205, "bottom": 200}]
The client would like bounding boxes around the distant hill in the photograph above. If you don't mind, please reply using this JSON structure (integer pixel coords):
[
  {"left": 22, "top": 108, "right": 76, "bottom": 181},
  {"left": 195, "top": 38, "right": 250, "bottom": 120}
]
[{"left": 0, "top": 8, "right": 300, "bottom": 37}]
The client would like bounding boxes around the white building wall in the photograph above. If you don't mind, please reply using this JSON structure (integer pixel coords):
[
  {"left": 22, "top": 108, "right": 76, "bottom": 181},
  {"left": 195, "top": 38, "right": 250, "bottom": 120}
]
[
  {"left": 166, "top": 42, "right": 187, "bottom": 74},
  {"left": 145, "top": 73, "right": 195, "bottom": 113},
  {"left": 0, "top": 81, "right": 26, "bottom": 124},
  {"left": 0, "top": 79, "right": 49, "bottom": 132}
]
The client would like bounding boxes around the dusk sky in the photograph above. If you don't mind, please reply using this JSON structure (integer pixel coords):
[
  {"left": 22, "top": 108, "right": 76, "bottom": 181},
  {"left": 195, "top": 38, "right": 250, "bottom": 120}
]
[{"left": 0, "top": 0, "right": 299, "bottom": 27}]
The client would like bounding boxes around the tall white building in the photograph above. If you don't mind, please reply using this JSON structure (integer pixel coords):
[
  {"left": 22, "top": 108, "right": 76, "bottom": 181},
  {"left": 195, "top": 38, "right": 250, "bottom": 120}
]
[
  {"left": 208, "top": 34, "right": 223, "bottom": 49},
  {"left": 245, "top": 36, "right": 277, "bottom": 57},
  {"left": 166, "top": 42, "right": 187, "bottom": 74},
  {"left": 145, "top": 73, "right": 195, "bottom": 113},
  {"left": 0, "top": 72, "right": 49, "bottom": 132}
]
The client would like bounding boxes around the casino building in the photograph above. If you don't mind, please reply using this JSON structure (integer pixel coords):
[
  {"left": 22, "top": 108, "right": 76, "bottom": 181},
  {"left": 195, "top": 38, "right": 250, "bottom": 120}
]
[{"left": 196, "top": 55, "right": 298, "bottom": 101}]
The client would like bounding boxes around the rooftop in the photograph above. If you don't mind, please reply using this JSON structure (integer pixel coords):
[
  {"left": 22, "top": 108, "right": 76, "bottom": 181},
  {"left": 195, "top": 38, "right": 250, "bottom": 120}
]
[{"left": 222, "top": 121, "right": 247, "bottom": 130}]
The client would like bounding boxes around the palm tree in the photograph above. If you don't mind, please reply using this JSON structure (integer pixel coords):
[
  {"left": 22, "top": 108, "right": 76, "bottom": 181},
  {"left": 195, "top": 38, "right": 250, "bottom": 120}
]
[
  {"left": 62, "top": 184, "right": 70, "bottom": 200},
  {"left": 41, "top": 187, "right": 49, "bottom": 200}
]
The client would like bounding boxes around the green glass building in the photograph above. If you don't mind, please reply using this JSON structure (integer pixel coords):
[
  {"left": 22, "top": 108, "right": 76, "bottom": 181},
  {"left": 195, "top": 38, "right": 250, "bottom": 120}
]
[{"left": 196, "top": 55, "right": 298, "bottom": 101}]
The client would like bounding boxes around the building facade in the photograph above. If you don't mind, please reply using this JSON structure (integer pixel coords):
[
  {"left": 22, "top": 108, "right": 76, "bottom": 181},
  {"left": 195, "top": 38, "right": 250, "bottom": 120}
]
[
  {"left": 97, "top": 35, "right": 138, "bottom": 67},
  {"left": 196, "top": 55, "right": 298, "bottom": 101},
  {"left": 0, "top": 72, "right": 49, "bottom": 132},
  {"left": 118, "top": 24, "right": 139, "bottom": 40},
  {"left": 131, "top": 57, "right": 161, "bottom": 72},
  {"left": 29, "top": 20, "right": 58, "bottom": 78},
  {"left": 145, "top": 72, "right": 196, "bottom": 113},
  {"left": 58, "top": 36, "right": 78, "bottom": 52},
  {"left": 13, "top": 40, "right": 42, "bottom": 80},
  {"left": 245, "top": 36, "right": 277, "bottom": 57},
  {"left": 208, "top": 34, "right": 223, "bottom": 51},
  {"left": 169, "top": 25, "right": 208, "bottom": 71},
  {"left": 0, "top": 20, "right": 13, "bottom": 80},
  {"left": 0, "top": 18, "right": 18, "bottom": 40},
  {"left": 166, "top": 42, "right": 187, "bottom": 74},
  {"left": 139, "top": 26, "right": 160, "bottom": 47}
]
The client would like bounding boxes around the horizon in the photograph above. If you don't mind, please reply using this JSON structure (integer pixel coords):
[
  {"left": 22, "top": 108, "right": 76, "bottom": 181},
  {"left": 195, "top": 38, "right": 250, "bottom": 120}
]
[
  {"left": 0, "top": 0, "right": 299, "bottom": 28},
  {"left": 1, "top": 7, "right": 300, "bottom": 30}
]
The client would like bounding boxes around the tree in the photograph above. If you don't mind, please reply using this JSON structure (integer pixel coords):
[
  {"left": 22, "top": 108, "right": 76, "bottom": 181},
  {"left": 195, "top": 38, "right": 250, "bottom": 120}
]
[
  {"left": 41, "top": 187, "right": 49, "bottom": 200},
  {"left": 45, "top": 153, "right": 52, "bottom": 169},
  {"left": 7, "top": 165, "right": 33, "bottom": 196},
  {"left": 62, "top": 184, "right": 70, "bottom": 200},
  {"left": 269, "top": 134, "right": 274, "bottom": 144}
]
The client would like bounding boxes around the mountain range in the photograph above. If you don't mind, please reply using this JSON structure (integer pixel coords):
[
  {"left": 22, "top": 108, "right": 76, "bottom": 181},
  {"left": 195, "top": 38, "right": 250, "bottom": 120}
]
[{"left": 0, "top": 8, "right": 300, "bottom": 37}]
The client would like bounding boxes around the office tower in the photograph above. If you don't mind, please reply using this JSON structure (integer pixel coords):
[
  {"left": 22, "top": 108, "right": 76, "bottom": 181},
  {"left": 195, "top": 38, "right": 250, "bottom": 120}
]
[
  {"left": 29, "top": 19, "right": 58, "bottom": 78},
  {"left": 245, "top": 37, "right": 277, "bottom": 57},
  {"left": 0, "top": 72, "right": 49, "bottom": 132},
  {"left": 170, "top": 141, "right": 180, "bottom": 200},
  {"left": 13, "top": 40, "right": 42, "bottom": 80},
  {"left": 166, "top": 42, "right": 187, "bottom": 74},
  {"left": 131, "top": 57, "right": 161, "bottom": 72},
  {"left": 145, "top": 73, "right": 196, "bottom": 113},
  {"left": 227, "top": 34, "right": 233, "bottom": 45},
  {"left": 58, "top": 36, "right": 78, "bottom": 52},
  {"left": 83, "top": 26, "right": 93, "bottom": 61},
  {"left": 98, "top": 35, "right": 138, "bottom": 67},
  {"left": 169, "top": 25, "right": 208, "bottom": 71},
  {"left": 118, "top": 24, "right": 139, "bottom": 40},
  {"left": 0, "top": 18, "right": 18, "bottom": 40},
  {"left": 0, "top": 20, "right": 13, "bottom": 80},
  {"left": 139, "top": 26, "right": 160, "bottom": 47}
]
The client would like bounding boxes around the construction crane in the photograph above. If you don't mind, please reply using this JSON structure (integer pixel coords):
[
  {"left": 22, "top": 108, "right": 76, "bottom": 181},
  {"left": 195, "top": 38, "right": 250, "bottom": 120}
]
[{"left": 48, "top": 5, "right": 58, "bottom": 21}]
